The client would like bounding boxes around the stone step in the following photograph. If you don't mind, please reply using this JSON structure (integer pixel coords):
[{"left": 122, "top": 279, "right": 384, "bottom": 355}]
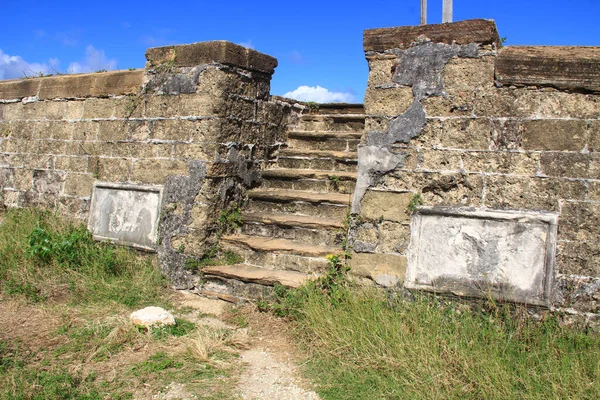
[
  {"left": 247, "top": 198, "right": 349, "bottom": 219},
  {"left": 305, "top": 103, "right": 364, "bottom": 115},
  {"left": 241, "top": 212, "right": 345, "bottom": 246},
  {"left": 279, "top": 148, "right": 358, "bottom": 161},
  {"left": 260, "top": 168, "right": 356, "bottom": 194},
  {"left": 295, "top": 114, "right": 365, "bottom": 132},
  {"left": 287, "top": 131, "right": 362, "bottom": 152},
  {"left": 248, "top": 189, "right": 351, "bottom": 205},
  {"left": 202, "top": 264, "right": 315, "bottom": 288},
  {"left": 221, "top": 234, "right": 340, "bottom": 257},
  {"left": 242, "top": 212, "right": 344, "bottom": 230},
  {"left": 220, "top": 243, "right": 331, "bottom": 273},
  {"left": 277, "top": 149, "right": 358, "bottom": 172}
]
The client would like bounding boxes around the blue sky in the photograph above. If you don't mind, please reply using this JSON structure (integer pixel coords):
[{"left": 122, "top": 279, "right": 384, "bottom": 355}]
[{"left": 1, "top": 0, "right": 599, "bottom": 102}]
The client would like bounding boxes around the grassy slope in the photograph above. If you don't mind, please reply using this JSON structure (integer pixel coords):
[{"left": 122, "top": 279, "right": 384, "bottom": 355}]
[
  {"left": 0, "top": 209, "right": 242, "bottom": 399},
  {"left": 282, "top": 284, "right": 600, "bottom": 399}
]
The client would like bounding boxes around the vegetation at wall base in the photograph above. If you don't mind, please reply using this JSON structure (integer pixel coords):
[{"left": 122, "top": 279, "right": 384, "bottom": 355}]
[
  {"left": 265, "top": 280, "right": 600, "bottom": 399},
  {"left": 0, "top": 208, "right": 169, "bottom": 307},
  {"left": 0, "top": 208, "right": 242, "bottom": 399}
]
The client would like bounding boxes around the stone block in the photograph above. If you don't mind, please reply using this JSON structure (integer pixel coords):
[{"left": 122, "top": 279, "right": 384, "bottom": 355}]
[
  {"left": 496, "top": 46, "right": 600, "bottom": 92},
  {"left": 367, "top": 57, "right": 397, "bottom": 86},
  {"left": 174, "top": 142, "right": 217, "bottom": 160},
  {"left": 132, "top": 159, "right": 188, "bottom": 184},
  {"left": 71, "top": 121, "right": 99, "bottom": 140},
  {"left": 353, "top": 222, "right": 379, "bottom": 253},
  {"left": 587, "top": 121, "right": 600, "bottom": 153},
  {"left": 489, "top": 119, "right": 523, "bottom": 150},
  {"left": 44, "top": 101, "right": 67, "bottom": 120},
  {"left": 65, "top": 101, "right": 85, "bottom": 120},
  {"left": 55, "top": 156, "right": 88, "bottom": 173},
  {"left": 473, "top": 88, "right": 540, "bottom": 118},
  {"left": 406, "top": 207, "right": 558, "bottom": 306},
  {"left": 3, "top": 139, "right": 30, "bottom": 154},
  {"left": 83, "top": 98, "right": 115, "bottom": 119},
  {"left": 418, "top": 118, "right": 490, "bottom": 150},
  {"left": 360, "top": 190, "right": 412, "bottom": 222},
  {"left": 364, "top": 19, "right": 500, "bottom": 52},
  {"left": 22, "top": 102, "right": 45, "bottom": 120},
  {"left": 97, "top": 120, "right": 128, "bottom": 141},
  {"left": 113, "top": 96, "right": 144, "bottom": 119},
  {"left": 39, "top": 74, "right": 95, "bottom": 100},
  {"left": 349, "top": 253, "right": 407, "bottom": 287},
  {"left": 364, "top": 86, "right": 413, "bottom": 117},
  {"left": 418, "top": 149, "right": 462, "bottom": 171},
  {"left": 558, "top": 202, "right": 600, "bottom": 242},
  {"left": 588, "top": 181, "right": 600, "bottom": 201},
  {"left": 484, "top": 176, "right": 586, "bottom": 212},
  {"left": 421, "top": 90, "right": 474, "bottom": 117},
  {"left": 90, "top": 70, "right": 143, "bottom": 97},
  {"left": 144, "top": 95, "right": 182, "bottom": 118},
  {"left": 21, "top": 154, "right": 53, "bottom": 169},
  {"left": 178, "top": 93, "right": 222, "bottom": 116},
  {"left": 64, "top": 173, "right": 95, "bottom": 197},
  {"left": 443, "top": 56, "right": 495, "bottom": 91},
  {"left": 93, "top": 158, "right": 131, "bottom": 182},
  {"left": 557, "top": 241, "right": 600, "bottom": 277},
  {"left": 0, "top": 78, "right": 41, "bottom": 100},
  {"left": 2, "top": 103, "right": 23, "bottom": 121},
  {"left": 521, "top": 119, "right": 587, "bottom": 151},
  {"left": 152, "top": 143, "right": 174, "bottom": 158},
  {"left": 145, "top": 40, "right": 278, "bottom": 74},
  {"left": 32, "top": 169, "right": 66, "bottom": 197},
  {"left": 461, "top": 151, "right": 539, "bottom": 175},
  {"left": 88, "top": 182, "right": 162, "bottom": 250},
  {"left": 35, "top": 139, "right": 65, "bottom": 155},
  {"left": 540, "top": 152, "right": 596, "bottom": 179},
  {"left": 13, "top": 169, "right": 32, "bottom": 190},
  {"left": 378, "top": 221, "right": 410, "bottom": 254},
  {"left": 34, "top": 121, "right": 72, "bottom": 140},
  {"left": 124, "top": 120, "right": 150, "bottom": 141},
  {"left": 151, "top": 119, "right": 196, "bottom": 141},
  {"left": 109, "top": 143, "right": 153, "bottom": 159},
  {"left": 3, "top": 190, "right": 20, "bottom": 208},
  {"left": 536, "top": 91, "right": 600, "bottom": 119},
  {"left": 382, "top": 171, "right": 484, "bottom": 207},
  {"left": 0, "top": 168, "right": 14, "bottom": 188},
  {"left": 8, "top": 121, "right": 34, "bottom": 139}
]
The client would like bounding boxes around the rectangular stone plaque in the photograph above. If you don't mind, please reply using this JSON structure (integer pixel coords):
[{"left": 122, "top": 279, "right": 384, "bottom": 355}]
[
  {"left": 88, "top": 182, "right": 163, "bottom": 251},
  {"left": 406, "top": 207, "right": 558, "bottom": 306}
]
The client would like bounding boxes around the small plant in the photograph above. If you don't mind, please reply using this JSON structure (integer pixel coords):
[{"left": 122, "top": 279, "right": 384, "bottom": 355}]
[
  {"left": 95, "top": 69, "right": 108, "bottom": 73},
  {"left": 218, "top": 203, "right": 242, "bottom": 235},
  {"left": 184, "top": 246, "right": 243, "bottom": 273},
  {"left": 150, "top": 318, "right": 196, "bottom": 340},
  {"left": 123, "top": 95, "right": 142, "bottom": 119},
  {"left": 407, "top": 192, "right": 424, "bottom": 214},
  {"left": 328, "top": 175, "right": 341, "bottom": 192}
]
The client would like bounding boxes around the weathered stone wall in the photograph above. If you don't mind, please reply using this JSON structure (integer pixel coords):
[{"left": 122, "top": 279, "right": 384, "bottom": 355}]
[
  {"left": 351, "top": 19, "right": 600, "bottom": 313},
  {"left": 0, "top": 41, "right": 301, "bottom": 288}
]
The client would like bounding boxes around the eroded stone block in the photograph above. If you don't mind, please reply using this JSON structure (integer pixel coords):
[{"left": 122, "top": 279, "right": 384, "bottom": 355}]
[
  {"left": 406, "top": 207, "right": 558, "bottom": 306},
  {"left": 88, "top": 182, "right": 163, "bottom": 251}
]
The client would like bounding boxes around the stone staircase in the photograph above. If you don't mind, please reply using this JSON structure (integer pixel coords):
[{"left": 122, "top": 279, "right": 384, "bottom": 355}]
[{"left": 201, "top": 103, "right": 364, "bottom": 297}]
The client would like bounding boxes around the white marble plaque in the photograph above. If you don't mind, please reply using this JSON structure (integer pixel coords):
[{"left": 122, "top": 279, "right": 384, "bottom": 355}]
[
  {"left": 406, "top": 207, "right": 558, "bottom": 306},
  {"left": 88, "top": 182, "right": 163, "bottom": 251}
]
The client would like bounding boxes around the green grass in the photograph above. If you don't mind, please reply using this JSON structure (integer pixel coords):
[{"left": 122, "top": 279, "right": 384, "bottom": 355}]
[
  {"left": 290, "top": 286, "right": 600, "bottom": 399},
  {"left": 0, "top": 208, "right": 169, "bottom": 307}
]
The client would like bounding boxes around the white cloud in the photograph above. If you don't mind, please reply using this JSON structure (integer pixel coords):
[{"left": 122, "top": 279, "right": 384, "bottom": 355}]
[
  {"left": 0, "top": 49, "right": 50, "bottom": 80},
  {"left": 283, "top": 85, "right": 355, "bottom": 103},
  {"left": 67, "top": 45, "right": 117, "bottom": 74}
]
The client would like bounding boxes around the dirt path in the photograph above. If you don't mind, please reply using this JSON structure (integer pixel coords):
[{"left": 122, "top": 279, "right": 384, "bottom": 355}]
[{"left": 177, "top": 291, "right": 321, "bottom": 400}]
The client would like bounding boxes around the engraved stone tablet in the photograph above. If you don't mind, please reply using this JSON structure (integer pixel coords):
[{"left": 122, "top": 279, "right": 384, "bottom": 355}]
[
  {"left": 406, "top": 207, "right": 558, "bottom": 306},
  {"left": 88, "top": 182, "right": 163, "bottom": 251}
]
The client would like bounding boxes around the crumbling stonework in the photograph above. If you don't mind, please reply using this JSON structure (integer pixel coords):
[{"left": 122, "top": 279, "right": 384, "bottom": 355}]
[
  {"left": 351, "top": 19, "right": 600, "bottom": 314},
  {"left": 0, "top": 41, "right": 302, "bottom": 289}
]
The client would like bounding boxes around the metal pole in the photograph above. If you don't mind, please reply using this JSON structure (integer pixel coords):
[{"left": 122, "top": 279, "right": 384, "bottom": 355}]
[
  {"left": 442, "top": 0, "right": 453, "bottom": 23},
  {"left": 420, "top": 0, "right": 427, "bottom": 25}
]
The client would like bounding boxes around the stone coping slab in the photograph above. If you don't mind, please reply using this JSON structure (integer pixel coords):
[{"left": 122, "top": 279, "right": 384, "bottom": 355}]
[
  {"left": 364, "top": 19, "right": 501, "bottom": 52},
  {"left": 0, "top": 70, "right": 143, "bottom": 101},
  {"left": 406, "top": 207, "right": 558, "bottom": 307},
  {"left": 496, "top": 46, "right": 600, "bottom": 92},
  {"left": 145, "top": 40, "right": 278, "bottom": 75}
]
